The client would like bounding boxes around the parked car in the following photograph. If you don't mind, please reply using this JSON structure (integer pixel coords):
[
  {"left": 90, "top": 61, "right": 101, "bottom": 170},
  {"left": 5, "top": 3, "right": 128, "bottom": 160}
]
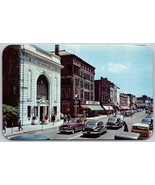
[
  {"left": 115, "top": 113, "right": 124, "bottom": 123},
  {"left": 59, "top": 118, "right": 85, "bottom": 134},
  {"left": 124, "top": 110, "right": 132, "bottom": 117},
  {"left": 146, "top": 113, "right": 153, "bottom": 119},
  {"left": 141, "top": 117, "right": 153, "bottom": 130},
  {"left": 131, "top": 123, "right": 152, "bottom": 140},
  {"left": 10, "top": 134, "right": 50, "bottom": 141},
  {"left": 146, "top": 110, "right": 151, "bottom": 114},
  {"left": 114, "top": 131, "right": 141, "bottom": 140},
  {"left": 106, "top": 116, "right": 123, "bottom": 129},
  {"left": 82, "top": 119, "right": 107, "bottom": 136}
]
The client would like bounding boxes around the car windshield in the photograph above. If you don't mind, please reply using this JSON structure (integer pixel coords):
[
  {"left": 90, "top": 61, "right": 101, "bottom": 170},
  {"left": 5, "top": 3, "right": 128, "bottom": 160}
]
[
  {"left": 86, "top": 121, "right": 96, "bottom": 126},
  {"left": 109, "top": 117, "right": 117, "bottom": 121},
  {"left": 142, "top": 119, "right": 151, "bottom": 122},
  {"left": 133, "top": 126, "right": 148, "bottom": 131},
  {"left": 68, "top": 119, "right": 79, "bottom": 124}
]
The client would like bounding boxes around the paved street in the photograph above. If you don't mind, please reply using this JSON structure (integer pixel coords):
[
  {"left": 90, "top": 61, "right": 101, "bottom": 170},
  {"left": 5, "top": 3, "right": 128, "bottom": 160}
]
[{"left": 5, "top": 110, "right": 149, "bottom": 141}]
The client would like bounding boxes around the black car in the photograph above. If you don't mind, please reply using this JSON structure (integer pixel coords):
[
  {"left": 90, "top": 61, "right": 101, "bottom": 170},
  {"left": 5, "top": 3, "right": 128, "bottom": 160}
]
[
  {"left": 141, "top": 117, "right": 153, "bottom": 130},
  {"left": 82, "top": 119, "right": 107, "bottom": 136},
  {"left": 114, "top": 131, "right": 141, "bottom": 140},
  {"left": 9, "top": 134, "right": 50, "bottom": 141},
  {"left": 106, "top": 116, "right": 123, "bottom": 129}
]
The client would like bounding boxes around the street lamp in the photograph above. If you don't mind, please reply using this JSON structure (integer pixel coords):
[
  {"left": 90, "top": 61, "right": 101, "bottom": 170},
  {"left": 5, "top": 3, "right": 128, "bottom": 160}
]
[{"left": 108, "top": 99, "right": 111, "bottom": 116}]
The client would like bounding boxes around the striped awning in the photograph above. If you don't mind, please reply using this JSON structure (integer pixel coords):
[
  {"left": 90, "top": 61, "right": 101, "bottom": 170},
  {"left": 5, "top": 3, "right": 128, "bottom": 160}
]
[
  {"left": 102, "top": 106, "right": 114, "bottom": 110},
  {"left": 87, "top": 105, "right": 104, "bottom": 111},
  {"left": 81, "top": 105, "right": 104, "bottom": 110}
]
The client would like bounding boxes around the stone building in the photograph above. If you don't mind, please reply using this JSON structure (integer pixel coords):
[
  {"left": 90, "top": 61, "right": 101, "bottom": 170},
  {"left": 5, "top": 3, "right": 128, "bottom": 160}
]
[{"left": 3, "top": 44, "right": 63, "bottom": 126}]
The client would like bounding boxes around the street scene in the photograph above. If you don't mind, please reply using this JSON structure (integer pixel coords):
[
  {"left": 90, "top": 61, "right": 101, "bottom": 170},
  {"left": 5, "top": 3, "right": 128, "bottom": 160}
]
[
  {"left": 2, "top": 44, "right": 153, "bottom": 141},
  {"left": 4, "top": 109, "right": 153, "bottom": 140}
]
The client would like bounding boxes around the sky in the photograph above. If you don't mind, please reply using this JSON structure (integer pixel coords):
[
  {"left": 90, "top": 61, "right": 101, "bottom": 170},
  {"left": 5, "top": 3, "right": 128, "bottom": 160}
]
[{"left": 36, "top": 44, "right": 153, "bottom": 98}]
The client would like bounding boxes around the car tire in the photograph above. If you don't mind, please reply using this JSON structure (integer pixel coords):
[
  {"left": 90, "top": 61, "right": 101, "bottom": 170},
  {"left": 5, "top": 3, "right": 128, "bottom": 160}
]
[{"left": 72, "top": 129, "right": 75, "bottom": 134}]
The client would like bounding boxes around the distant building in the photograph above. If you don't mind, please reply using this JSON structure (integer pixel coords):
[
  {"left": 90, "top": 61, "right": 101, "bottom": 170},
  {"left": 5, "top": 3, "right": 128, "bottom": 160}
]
[
  {"left": 136, "top": 95, "right": 153, "bottom": 109},
  {"left": 120, "top": 93, "right": 130, "bottom": 110},
  {"left": 95, "top": 77, "right": 111, "bottom": 105},
  {"left": 125, "top": 94, "right": 136, "bottom": 109},
  {"left": 95, "top": 77, "right": 120, "bottom": 113},
  {"left": 3, "top": 45, "right": 63, "bottom": 126}
]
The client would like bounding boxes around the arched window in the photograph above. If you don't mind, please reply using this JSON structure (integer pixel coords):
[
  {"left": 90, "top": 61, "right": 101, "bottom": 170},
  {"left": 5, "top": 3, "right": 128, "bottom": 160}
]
[{"left": 37, "top": 75, "right": 49, "bottom": 100}]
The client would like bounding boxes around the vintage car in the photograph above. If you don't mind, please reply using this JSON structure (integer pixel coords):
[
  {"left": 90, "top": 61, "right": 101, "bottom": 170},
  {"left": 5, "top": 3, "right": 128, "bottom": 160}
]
[
  {"left": 141, "top": 117, "right": 153, "bottom": 130},
  {"left": 114, "top": 131, "right": 141, "bottom": 140},
  {"left": 106, "top": 116, "right": 123, "bottom": 129},
  {"left": 131, "top": 123, "right": 152, "bottom": 140},
  {"left": 10, "top": 134, "right": 50, "bottom": 141},
  {"left": 82, "top": 119, "right": 107, "bottom": 136},
  {"left": 115, "top": 113, "right": 124, "bottom": 123},
  {"left": 59, "top": 118, "right": 85, "bottom": 134}
]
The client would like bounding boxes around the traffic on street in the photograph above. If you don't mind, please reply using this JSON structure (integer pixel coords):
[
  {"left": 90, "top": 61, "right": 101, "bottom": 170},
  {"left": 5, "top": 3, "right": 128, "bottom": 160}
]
[{"left": 8, "top": 109, "right": 153, "bottom": 141}]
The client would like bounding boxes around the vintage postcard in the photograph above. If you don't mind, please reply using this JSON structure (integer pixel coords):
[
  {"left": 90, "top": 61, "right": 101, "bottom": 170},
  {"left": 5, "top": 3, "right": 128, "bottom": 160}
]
[{"left": 1, "top": 44, "right": 154, "bottom": 141}]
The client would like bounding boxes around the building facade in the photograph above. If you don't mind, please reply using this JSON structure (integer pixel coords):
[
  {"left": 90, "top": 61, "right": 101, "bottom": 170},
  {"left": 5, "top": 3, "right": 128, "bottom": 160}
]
[
  {"left": 3, "top": 45, "right": 63, "bottom": 125},
  {"left": 120, "top": 93, "right": 130, "bottom": 110},
  {"left": 54, "top": 46, "right": 103, "bottom": 117}
]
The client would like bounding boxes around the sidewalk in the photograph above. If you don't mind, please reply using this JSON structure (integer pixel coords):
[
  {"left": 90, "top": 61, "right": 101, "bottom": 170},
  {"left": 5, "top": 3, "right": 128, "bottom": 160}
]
[
  {"left": 3, "top": 119, "right": 63, "bottom": 137},
  {"left": 3, "top": 115, "right": 107, "bottom": 138}
]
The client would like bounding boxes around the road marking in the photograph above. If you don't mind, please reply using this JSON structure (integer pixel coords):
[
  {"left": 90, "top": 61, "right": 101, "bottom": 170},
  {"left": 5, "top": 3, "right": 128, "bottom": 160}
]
[{"left": 67, "top": 133, "right": 83, "bottom": 140}]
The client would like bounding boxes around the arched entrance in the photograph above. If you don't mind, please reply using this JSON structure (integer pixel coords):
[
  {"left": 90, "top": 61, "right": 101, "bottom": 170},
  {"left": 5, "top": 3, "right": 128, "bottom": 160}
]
[{"left": 37, "top": 75, "right": 49, "bottom": 123}]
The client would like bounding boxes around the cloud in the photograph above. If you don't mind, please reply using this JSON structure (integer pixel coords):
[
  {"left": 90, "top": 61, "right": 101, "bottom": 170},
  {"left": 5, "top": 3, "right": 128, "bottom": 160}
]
[
  {"left": 107, "top": 62, "right": 130, "bottom": 73},
  {"left": 96, "top": 66, "right": 106, "bottom": 73}
]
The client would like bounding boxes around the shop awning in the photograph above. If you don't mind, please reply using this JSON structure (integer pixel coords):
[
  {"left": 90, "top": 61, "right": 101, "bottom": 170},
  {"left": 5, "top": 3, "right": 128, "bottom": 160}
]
[
  {"left": 87, "top": 105, "right": 104, "bottom": 111},
  {"left": 103, "top": 106, "right": 114, "bottom": 110},
  {"left": 120, "top": 106, "right": 130, "bottom": 110}
]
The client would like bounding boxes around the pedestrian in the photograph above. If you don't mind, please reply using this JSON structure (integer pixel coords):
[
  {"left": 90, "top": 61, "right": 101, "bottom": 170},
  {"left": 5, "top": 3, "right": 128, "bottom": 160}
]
[
  {"left": 123, "top": 121, "right": 129, "bottom": 132},
  {"left": 18, "top": 117, "right": 23, "bottom": 131},
  {"left": 51, "top": 114, "right": 55, "bottom": 125},
  {"left": 3, "top": 119, "right": 7, "bottom": 133},
  {"left": 67, "top": 114, "right": 71, "bottom": 122},
  {"left": 63, "top": 114, "right": 67, "bottom": 124},
  {"left": 44, "top": 114, "right": 49, "bottom": 124}
]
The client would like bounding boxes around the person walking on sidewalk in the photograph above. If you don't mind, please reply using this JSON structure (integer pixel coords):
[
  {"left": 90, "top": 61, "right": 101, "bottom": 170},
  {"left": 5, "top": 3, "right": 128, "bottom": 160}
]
[
  {"left": 44, "top": 114, "right": 49, "bottom": 124},
  {"left": 63, "top": 114, "right": 67, "bottom": 124},
  {"left": 67, "top": 114, "right": 71, "bottom": 123},
  {"left": 3, "top": 119, "right": 7, "bottom": 133},
  {"left": 51, "top": 114, "right": 55, "bottom": 125},
  {"left": 18, "top": 117, "right": 23, "bottom": 131}
]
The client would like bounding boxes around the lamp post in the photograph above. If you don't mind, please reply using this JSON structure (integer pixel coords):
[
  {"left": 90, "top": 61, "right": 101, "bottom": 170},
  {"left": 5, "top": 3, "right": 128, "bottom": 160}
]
[
  {"left": 74, "top": 94, "right": 79, "bottom": 117},
  {"left": 108, "top": 99, "right": 111, "bottom": 116}
]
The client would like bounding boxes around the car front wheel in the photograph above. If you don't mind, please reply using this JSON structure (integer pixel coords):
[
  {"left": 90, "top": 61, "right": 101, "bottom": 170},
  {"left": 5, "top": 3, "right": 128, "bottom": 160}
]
[{"left": 72, "top": 129, "right": 75, "bottom": 134}]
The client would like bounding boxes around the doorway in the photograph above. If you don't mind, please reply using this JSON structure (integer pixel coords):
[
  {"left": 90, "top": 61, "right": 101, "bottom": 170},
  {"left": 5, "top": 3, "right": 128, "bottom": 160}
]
[{"left": 40, "top": 106, "right": 45, "bottom": 121}]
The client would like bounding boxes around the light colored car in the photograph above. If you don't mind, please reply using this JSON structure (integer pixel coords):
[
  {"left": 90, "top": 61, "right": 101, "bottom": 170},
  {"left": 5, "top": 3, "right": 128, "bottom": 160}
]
[
  {"left": 141, "top": 117, "right": 153, "bottom": 130},
  {"left": 131, "top": 123, "right": 152, "bottom": 140},
  {"left": 114, "top": 113, "right": 124, "bottom": 123},
  {"left": 106, "top": 116, "right": 123, "bottom": 129},
  {"left": 83, "top": 119, "right": 107, "bottom": 136}
]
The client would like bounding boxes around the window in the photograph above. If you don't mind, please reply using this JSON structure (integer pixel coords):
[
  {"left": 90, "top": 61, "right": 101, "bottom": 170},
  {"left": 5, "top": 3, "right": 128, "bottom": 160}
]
[
  {"left": 37, "top": 75, "right": 48, "bottom": 100},
  {"left": 28, "top": 70, "right": 32, "bottom": 99},
  {"left": 54, "top": 77, "right": 58, "bottom": 102}
]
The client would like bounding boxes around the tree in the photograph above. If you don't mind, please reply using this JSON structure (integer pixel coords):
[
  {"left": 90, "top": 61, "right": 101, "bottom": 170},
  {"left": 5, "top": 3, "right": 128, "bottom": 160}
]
[{"left": 3, "top": 104, "right": 19, "bottom": 127}]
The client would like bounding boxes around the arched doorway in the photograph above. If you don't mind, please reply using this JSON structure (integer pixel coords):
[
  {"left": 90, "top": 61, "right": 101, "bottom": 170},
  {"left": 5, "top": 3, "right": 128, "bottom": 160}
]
[{"left": 37, "top": 75, "right": 49, "bottom": 122}]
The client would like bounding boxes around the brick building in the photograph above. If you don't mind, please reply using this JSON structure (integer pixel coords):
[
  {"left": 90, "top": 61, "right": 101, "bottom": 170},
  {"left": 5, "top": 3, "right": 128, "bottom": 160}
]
[{"left": 54, "top": 45, "right": 103, "bottom": 117}]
